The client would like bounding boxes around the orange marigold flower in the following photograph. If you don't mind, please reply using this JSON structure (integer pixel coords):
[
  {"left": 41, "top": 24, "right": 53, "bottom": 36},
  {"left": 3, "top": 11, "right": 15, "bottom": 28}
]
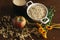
[{"left": 39, "top": 27, "right": 47, "bottom": 34}]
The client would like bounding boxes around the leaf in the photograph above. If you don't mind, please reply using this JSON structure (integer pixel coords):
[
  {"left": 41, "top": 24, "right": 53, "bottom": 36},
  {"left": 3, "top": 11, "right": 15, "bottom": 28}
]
[{"left": 46, "top": 7, "right": 55, "bottom": 26}]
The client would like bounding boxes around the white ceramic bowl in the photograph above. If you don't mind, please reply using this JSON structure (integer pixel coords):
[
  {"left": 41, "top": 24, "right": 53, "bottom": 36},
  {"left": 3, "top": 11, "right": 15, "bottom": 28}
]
[{"left": 26, "top": 1, "right": 49, "bottom": 24}]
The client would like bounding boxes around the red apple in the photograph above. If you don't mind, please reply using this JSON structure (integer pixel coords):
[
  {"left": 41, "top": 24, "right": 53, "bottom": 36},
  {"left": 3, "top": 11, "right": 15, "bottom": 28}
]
[{"left": 13, "top": 16, "right": 26, "bottom": 28}]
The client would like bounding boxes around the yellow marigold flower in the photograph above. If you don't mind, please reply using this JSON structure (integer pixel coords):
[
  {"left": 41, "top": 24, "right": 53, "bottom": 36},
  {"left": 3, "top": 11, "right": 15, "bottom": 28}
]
[
  {"left": 41, "top": 30, "right": 47, "bottom": 38},
  {"left": 38, "top": 27, "right": 47, "bottom": 38},
  {"left": 37, "top": 23, "right": 47, "bottom": 38},
  {"left": 46, "top": 26, "right": 53, "bottom": 30},
  {"left": 38, "top": 27, "right": 46, "bottom": 34},
  {"left": 41, "top": 30, "right": 47, "bottom": 35},
  {"left": 42, "top": 32, "right": 47, "bottom": 38},
  {"left": 38, "top": 27, "right": 43, "bottom": 34}
]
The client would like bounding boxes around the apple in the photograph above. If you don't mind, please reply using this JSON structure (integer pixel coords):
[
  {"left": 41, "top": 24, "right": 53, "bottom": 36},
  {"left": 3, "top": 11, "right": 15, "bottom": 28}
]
[{"left": 13, "top": 16, "right": 26, "bottom": 28}]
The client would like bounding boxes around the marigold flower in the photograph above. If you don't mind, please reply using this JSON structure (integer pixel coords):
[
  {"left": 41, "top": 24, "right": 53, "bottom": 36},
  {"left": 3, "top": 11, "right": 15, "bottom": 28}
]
[
  {"left": 46, "top": 26, "right": 53, "bottom": 30},
  {"left": 42, "top": 32, "right": 47, "bottom": 38},
  {"left": 38, "top": 27, "right": 43, "bottom": 34},
  {"left": 38, "top": 27, "right": 47, "bottom": 34},
  {"left": 38, "top": 27, "right": 47, "bottom": 38}
]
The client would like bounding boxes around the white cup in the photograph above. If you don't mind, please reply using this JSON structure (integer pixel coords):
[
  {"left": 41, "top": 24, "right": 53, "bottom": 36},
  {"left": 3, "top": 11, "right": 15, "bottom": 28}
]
[{"left": 12, "top": 0, "right": 26, "bottom": 6}]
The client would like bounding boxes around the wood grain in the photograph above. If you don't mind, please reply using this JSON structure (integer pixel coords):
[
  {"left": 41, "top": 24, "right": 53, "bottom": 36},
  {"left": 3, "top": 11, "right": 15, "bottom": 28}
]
[{"left": 0, "top": 0, "right": 60, "bottom": 40}]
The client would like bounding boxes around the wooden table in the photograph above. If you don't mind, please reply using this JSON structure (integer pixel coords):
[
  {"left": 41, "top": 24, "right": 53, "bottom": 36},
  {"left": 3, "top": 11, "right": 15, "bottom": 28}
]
[{"left": 0, "top": 0, "right": 60, "bottom": 40}]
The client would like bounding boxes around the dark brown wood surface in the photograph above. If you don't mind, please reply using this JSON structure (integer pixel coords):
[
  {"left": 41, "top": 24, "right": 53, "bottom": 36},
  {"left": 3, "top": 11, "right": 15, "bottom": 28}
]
[{"left": 0, "top": 0, "right": 60, "bottom": 40}]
